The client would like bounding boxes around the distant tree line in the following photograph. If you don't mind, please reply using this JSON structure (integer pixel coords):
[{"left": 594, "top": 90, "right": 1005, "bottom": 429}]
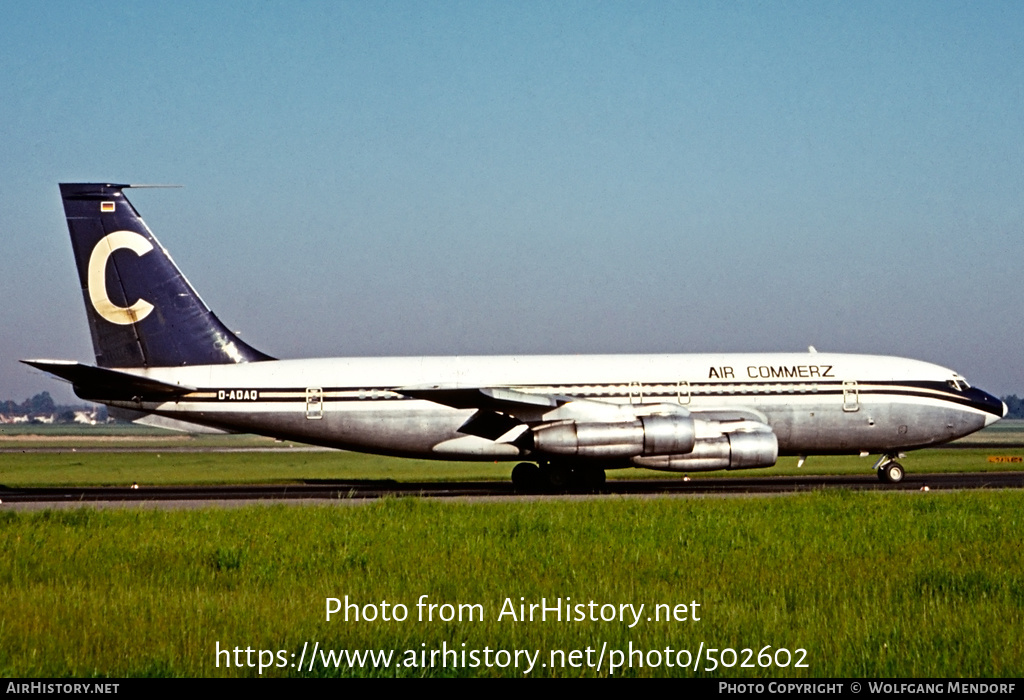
[
  {"left": 1003, "top": 395, "right": 1024, "bottom": 419},
  {"left": 0, "top": 391, "right": 108, "bottom": 423},
  {"left": 1, "top": 391, "right": 59, "bottom": 415}
]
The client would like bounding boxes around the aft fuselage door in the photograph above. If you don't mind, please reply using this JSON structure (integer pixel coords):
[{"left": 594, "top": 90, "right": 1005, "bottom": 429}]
[
  {"left": 306, "top": 387, "right": 324, "bottom": 419},
  {"left": 842, "top": 380, "right": 859, "bottom": 412},
  {"left": 629, "top": 381, "right": 643, "bottom": 405},
  {"left": 677, "top": 380, "right": 691, "bottom": 405}
]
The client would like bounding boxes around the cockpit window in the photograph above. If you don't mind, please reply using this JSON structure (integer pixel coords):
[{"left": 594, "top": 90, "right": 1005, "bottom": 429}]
[{"left": 948, "top": 377, "right": 971, "bottom": 392}]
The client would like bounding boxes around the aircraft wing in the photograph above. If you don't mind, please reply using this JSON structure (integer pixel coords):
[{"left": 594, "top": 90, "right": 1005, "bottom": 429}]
[
  {"left": 399, "top": 386, "right": 571, "bottom": 416},
  {"left": 398, "top": 386, "right": 570, "bottom": 440},
  {"left": 399, "top": 384, "right": 774, "bottom": 454},
  {"left": 21, "top": 360, "right": 195, "bottom": 402},
  {"left": 401, "top": 384, "right": 736, "bottom": 439}
]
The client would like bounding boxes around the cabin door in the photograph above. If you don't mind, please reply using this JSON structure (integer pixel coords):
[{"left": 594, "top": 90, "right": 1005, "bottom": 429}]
[
  {"left": 306, "top": 387, "right": 324, "bottom": 419},
  {"left": 842, "top": 381, "right": 859, "bottom": 412}
]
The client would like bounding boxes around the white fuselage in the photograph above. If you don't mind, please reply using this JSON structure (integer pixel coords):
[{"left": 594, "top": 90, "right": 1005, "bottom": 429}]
[{"left": 116, "top": 351, "right": 1001, "bottom": 464}]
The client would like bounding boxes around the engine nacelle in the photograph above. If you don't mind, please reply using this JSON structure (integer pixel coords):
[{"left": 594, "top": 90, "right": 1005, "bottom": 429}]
[
  {"left": 632, "top": 430, "right": 778, "bottom": 472},
  {"left": 531, "top": 414, "right": 696, "bottom": 459}
]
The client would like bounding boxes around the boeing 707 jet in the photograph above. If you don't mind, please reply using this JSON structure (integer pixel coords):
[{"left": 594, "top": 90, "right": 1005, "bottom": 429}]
[{"left": 24, "top": 184, "right": 1007, "bottom": 490}]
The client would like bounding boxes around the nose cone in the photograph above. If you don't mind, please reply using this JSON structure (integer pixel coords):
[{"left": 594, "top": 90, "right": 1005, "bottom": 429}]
[
  {"left": 968, "top": 387, "right": 1008, "bottom": 426},
  {"left": 987, "top": 399, "right": 1009, "bottom": 427}
]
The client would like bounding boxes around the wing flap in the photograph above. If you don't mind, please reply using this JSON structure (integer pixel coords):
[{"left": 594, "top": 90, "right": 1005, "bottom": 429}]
[{"left": 457, "top": 411, "right": 525, "bottom": 441}]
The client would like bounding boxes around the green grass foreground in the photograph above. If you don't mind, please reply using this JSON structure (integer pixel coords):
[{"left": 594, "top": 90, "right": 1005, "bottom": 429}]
[{"left": 2, "top": 491, "right": 1022, "bottom": 677}]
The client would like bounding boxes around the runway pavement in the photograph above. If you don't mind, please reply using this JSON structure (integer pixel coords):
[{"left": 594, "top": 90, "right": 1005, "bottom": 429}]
[{"left": 3, "top": 471, "right": 1022, "bottom": 509}]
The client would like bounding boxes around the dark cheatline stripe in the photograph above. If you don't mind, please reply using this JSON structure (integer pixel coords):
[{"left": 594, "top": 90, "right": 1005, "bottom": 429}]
[{"left": 171, "top": 380, "right": 1003, "bottom": 416}]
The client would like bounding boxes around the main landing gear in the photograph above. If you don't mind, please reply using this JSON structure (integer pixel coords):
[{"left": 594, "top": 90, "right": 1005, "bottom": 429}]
[
  {"left": 511, "top": 461, "right": 606, "bottom": 494},
  {"left": 873, "top": 454, "right": 906, "bottom": 484}
]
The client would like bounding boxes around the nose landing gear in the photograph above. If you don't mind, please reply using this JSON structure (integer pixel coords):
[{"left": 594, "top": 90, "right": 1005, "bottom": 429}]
[{"left": 873, "top": 454, "right": 906, "bottom": 484}]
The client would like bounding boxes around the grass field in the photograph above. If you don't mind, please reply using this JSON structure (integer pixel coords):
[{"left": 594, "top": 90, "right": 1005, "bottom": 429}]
[
  {"left": 1, "top": 491, "right": 1022, "bottom": 677},
  {"left": 2, "top": 423, "right": 1022, "bottom": 678}
]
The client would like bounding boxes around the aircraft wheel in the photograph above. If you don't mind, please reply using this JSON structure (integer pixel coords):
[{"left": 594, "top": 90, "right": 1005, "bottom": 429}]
[
  {"left": 541, "top": 463, "right": 574, "bottom": 492},
  {"left": 575, "top": 468, "right": 606, "bottom": 493},
  {"left": 511, "top": 462, "right": 542, "bottom": 493},
  {"left": 879, "top": 462, "right": 905, "bottom": 484}
]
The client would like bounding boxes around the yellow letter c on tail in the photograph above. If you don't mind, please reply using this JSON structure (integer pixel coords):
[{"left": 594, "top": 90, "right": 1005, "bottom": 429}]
[{"left": 88, "top": 230, "right": 155, "bottom": 325}]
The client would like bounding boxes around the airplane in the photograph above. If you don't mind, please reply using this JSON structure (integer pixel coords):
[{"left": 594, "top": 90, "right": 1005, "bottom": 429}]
[{"left": 24, "top": 183, "right": 1007, "bottom": 491}]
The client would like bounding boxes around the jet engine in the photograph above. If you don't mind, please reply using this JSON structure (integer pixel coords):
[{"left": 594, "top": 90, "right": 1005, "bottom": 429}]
[
  {"left": 632, "top": 430, "right": 778, "bottom": 471},
  {"left": 530, "top": 414, "right": 696, "bottom": 459}
]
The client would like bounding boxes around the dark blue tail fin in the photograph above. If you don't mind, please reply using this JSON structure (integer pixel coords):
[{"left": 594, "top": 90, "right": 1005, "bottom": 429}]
[{"left": 60, "top": 183, "right": 274, "bottom": 368}]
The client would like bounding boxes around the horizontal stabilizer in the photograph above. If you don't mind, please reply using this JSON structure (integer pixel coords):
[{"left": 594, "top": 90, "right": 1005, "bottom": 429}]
[{"left": 21, "top": 360, "right": 194, "bottom": 402}]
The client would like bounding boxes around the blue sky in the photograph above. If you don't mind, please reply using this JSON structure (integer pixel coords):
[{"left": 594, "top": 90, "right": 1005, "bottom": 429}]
[{"left": 1, "top": 1, "right": 1022, "bottom": 402}]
